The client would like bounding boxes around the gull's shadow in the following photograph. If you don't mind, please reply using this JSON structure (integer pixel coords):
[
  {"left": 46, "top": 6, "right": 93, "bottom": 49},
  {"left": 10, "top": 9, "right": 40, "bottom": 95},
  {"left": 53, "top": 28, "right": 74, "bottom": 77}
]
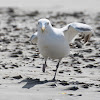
[{"left": 19, "top": 78, "right": 55, "bottom": 89}]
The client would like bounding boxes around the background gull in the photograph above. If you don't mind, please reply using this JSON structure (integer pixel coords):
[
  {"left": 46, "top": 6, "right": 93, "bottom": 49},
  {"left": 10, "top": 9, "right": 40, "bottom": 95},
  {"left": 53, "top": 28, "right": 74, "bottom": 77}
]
[{"left": 30, "top": 18, "right": 94, "bottom": 80}]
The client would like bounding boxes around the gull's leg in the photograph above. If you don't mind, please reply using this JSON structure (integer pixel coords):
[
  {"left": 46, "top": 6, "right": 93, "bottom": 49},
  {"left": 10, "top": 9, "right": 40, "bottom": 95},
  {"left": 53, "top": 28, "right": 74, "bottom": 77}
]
[
  {"left": 53, "top": 59, "right": 61, "bottom": 81},
  {"left": 42, "top": 59, "right": 47, "bottom": 73},
  {"left": 84, "top": 34, "right": 91, "bottom": 43}
]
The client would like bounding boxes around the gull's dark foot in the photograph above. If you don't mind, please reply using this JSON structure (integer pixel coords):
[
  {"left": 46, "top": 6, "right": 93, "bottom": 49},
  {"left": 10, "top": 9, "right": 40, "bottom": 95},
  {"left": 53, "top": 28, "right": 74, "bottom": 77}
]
[{"left": 42, "top": 64, "right": 46, "bottom": 72}]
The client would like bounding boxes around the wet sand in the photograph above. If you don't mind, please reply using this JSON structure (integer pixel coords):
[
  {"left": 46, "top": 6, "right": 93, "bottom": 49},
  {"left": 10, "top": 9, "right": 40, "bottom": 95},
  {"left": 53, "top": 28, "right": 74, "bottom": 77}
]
[{"left": 0, "top": 8, "right": 100, "bottom": 100}]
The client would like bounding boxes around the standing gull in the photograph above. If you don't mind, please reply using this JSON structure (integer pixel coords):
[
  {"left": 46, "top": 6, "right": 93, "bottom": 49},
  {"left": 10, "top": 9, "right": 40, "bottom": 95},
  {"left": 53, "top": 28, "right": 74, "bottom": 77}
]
[{"left": 30, "top": 18, "right": 94, "bottom": 80}]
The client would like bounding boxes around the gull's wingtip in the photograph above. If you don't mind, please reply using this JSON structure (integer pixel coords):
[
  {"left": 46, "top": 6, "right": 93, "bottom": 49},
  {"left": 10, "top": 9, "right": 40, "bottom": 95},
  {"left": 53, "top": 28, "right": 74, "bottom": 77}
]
[
  {"left": 70, "top": 22, "right": 93, "bottom": 32},
  {"left": 30, "top": 32, "right": 38, "bottom": 44},
  {"left": 30, "top": 34, "right": 35, "bottom": 41}
]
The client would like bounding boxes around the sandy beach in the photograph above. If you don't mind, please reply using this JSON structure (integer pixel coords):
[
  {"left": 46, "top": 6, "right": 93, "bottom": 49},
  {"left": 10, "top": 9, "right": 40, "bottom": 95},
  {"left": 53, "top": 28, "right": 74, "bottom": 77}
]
[
  {"left": 0, "top": 0, "right": 100, "bottom": 13},
  {"left": 0, "top": 0, "right": 100, "bottom": 100}
]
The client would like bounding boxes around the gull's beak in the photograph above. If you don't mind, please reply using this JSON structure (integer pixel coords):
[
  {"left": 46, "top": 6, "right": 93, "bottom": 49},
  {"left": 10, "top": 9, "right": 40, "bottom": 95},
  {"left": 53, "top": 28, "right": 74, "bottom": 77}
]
[{"left": 41, "top": 26, "right": 45, "bottom": 32}]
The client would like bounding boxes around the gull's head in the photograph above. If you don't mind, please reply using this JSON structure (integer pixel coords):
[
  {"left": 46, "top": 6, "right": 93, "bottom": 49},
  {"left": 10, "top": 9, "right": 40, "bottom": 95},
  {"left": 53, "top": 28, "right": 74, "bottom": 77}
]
[{"left": 37, "top": 18, "right": 52, "bottom": 33}]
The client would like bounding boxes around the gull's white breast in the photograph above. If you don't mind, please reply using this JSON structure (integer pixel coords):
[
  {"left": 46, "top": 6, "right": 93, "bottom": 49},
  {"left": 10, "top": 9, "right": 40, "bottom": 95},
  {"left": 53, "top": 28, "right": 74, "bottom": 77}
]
[{"left": 37, "top": 29, "right": 70, "bottom": 59}]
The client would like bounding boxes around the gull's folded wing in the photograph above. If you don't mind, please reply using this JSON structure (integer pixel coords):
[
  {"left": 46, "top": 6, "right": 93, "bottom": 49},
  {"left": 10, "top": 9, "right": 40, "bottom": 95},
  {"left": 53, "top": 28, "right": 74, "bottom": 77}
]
[
  {"left": 30, "top": 32, "right": 38, "bottom": 44},
  {"left": 62, "top": 22, "right": 94, "bottom": 43}
]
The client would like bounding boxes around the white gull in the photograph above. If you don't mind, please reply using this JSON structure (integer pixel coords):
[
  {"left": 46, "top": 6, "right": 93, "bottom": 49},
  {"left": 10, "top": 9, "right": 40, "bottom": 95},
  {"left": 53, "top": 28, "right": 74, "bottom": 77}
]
[{"left": 30, "top": 18, "right": 94, "bottom": 80}]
